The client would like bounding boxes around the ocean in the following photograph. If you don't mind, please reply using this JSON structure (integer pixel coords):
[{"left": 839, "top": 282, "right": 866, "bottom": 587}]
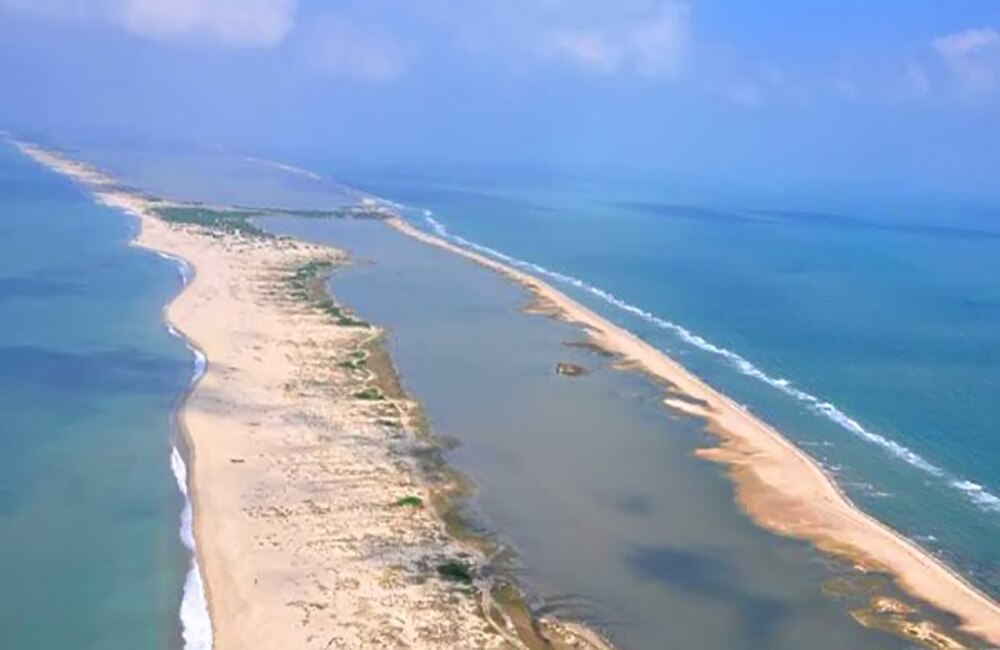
[
  {"left": 14, "top": 140, "right": 996, "bottom": 648},
  {"left": 317, "top": 162, "right": 1000, "bottom": 601},
  {"left": 0, "top": 142, "right": 196, "bottom": 649}
]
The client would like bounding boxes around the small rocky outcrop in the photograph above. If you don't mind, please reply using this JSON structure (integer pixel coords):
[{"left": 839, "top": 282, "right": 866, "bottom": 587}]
[{"left": 555, "top": 362, "right": 587, "bottom": 377}]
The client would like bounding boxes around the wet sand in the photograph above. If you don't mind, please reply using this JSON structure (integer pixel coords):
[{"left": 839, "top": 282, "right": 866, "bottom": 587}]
[{"left": 386, "top": 217, "right": 1000, "bottom": 646}]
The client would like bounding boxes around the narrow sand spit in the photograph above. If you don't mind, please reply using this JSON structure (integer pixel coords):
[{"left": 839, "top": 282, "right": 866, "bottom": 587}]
[
  {"left": 389, "top": 217, "right": 1000, "bottom": 646},
  {"left": 16, "top": 143, "right": 610, "bottom": 650}
]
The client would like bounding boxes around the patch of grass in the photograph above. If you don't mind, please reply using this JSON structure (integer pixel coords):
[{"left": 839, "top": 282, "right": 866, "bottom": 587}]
[
  {"left": 152, "top": 205, "right": 266, "bottom": 236},
  {"left": 436, "top": 560, "right": 474, "bottom": 584},
  {"left": 337, "top": 350, "right": 368, "bottom": 370},
  {"left": 337, "top": 358, "right": 364, "bottom": 370},
  {"left": 354, "top": 387, "right": 383, "bottom": 401},
  {"left": 393, "top": 495, "right": 424, "bottom": 508},
  {"left": 152, "top": 201, "right": 393, "bottom": 237},
  {"left": 287, "top": 261, "right": 370, "bottom": 328}
]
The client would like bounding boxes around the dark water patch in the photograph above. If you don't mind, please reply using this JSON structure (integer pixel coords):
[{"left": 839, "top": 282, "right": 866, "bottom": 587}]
[
  {"left": 626, "top": 545, "right": 792, "bottom": 644},
  {"left": 0, "top": 345, "right": 188, "bottom": 393},
  {"left": 0, "top": 274, "right": 85, "bottom": 299},
  {"left": 0, "top": 177, "right": 78, "bottom": 201},
  {"left": 617, "top": 200, "right": 1000, "bottom": 241},
  {"left": 616, "top": 494, "right": 653, "bottom": 516},
  {"left": 616, "top": 201, "right": 772, "bottom": 225},
  {"left": 756, "top": 208, "right": 1000, "bottom": 240}
]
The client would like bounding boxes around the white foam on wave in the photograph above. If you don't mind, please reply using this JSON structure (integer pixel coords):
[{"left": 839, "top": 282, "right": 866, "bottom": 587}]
[
  {"left": 416, "top": 211, "right": 1000, "bottom": 515},
  {"left": 244, "top": 155, "right": 324, "bottom": 183},
  {"left": 191, "top": 348, "right": 207, "bottom": 382},
  {"left": 155, "top": 250, "right": 193, "bottom": 285},
  {"left": 952, "top": 481, "right": 1000, "bottom": 512},
  {"left": 159, "top": 250, "right": 213, "bottom": 650},
  {"left": 170, "top": 446, "right": 213, "bottom": 650}
]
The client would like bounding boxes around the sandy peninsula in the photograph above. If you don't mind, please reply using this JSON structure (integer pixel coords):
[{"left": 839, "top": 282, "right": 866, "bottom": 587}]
[
  {"left": 16, "top": 143, "right": 610, "bottom": 650},
  {"left": 389, "top": 217, "right": 1000, "bottom": 647}
]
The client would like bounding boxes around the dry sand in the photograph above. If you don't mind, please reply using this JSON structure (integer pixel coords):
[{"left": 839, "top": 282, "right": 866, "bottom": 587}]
[
  {"left": 389, "top": 217, "right": 1000, "bottom": 646},
  {"left": 18, "top": 139, "right": 997, "bottom": 647},
  {"left": 16, "top": 143, "right": 609, "bottom": 650}
]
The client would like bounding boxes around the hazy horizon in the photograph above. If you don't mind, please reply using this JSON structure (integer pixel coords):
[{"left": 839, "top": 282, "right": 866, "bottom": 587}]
[{"left": 2, "top": 0, "right": 999, "bottom": 201}]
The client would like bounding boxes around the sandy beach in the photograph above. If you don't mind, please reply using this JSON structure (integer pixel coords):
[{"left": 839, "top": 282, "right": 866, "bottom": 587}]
[
  {"left": 16, "top": 143, "right": 610, "bottom": 650},
  {"left": 389, "top": 217, "right": 1000, "bottom": 647},
  {"left": 16, "top": 139, "right": 998, "bottom": 648}
]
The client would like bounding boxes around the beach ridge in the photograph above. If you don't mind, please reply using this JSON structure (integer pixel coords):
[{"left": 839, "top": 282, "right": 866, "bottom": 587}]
[
  {"left": 13, "top": 142, "right": 611, "bottom": 650},
  {"left": 388, "top": 216, "right": 1000, "bottom": 646}
]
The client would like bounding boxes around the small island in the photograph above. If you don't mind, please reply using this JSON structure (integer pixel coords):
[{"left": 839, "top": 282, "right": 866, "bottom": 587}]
[{"left": 555, "top": 362, "right": 587, "bottom": 377}]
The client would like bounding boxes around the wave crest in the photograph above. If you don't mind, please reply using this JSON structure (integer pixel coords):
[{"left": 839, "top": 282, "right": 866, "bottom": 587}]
[{"left": 416, "top": 211, "right": 999, "bottom": 515}]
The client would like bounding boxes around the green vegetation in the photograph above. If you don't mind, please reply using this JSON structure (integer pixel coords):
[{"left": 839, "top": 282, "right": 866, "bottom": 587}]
[
  {"left": 322, "top": 303, "right": 369, "bottom": 327},
  {"left": 337, "top": 350, "right": 368, "bottom": 370},
  {"left": 152, "top": 205, "right": 267, "bottom": 236},
  {"left": 287, "top": 261, "right": 370, "bottom": 328},
  {"left": 152, "top": 203, "right": 390, "bottom": 237},
  {"left": 436, "top": 560, "right": 474, "bottom": 584},
  {"left": 354, "top": 387, "right": 383, "bottom": 401},
  {"left": 337, "top": 358, "right": 364, "bottom": 370},
  {"left": 393, "top": 495, "right": 424, "bottom": 508}
]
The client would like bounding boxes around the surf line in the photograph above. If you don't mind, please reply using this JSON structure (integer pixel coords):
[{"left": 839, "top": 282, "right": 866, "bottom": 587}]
[
  {"left": 409, "top": 209, "right": 1000, "bottom": 516},
  {"left": 234, "top": 153, "right": 1000, "bottom": 516},
  {"left": 157, "top": 250, "right": 214, "bottom": 650}
]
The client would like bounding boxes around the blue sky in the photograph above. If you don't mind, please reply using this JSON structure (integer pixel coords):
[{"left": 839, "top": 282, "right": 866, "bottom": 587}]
[{"left": 1, "top": 0, "right": 998, "bottom": 198}]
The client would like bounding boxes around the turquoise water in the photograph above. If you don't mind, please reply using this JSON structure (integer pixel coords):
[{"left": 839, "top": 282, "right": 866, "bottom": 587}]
[
  {"left": 0, "top": 144, "right": 192, "bottom": 648},
  {"left": 21, "top": 140, "right": 995, "bottom": 647},
  {"left": 319, "top": 164, "right": 1000, "bottom": 599}
]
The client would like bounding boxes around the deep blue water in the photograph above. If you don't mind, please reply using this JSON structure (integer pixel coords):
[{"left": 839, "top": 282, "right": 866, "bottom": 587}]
[
  {"left": 315, "top": 163, "right": 1000, "bottom": 599},
  {"left": 0, "top": 143, "right": 192, "bottom": 648}
]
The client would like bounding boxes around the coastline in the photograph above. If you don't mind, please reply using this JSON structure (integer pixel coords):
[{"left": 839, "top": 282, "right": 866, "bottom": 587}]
[
  {"left": 13, "top": 142, "right": 612, "bottom": 650},
  {"left": 12, "top": 142, "right": 217, "bottom": 649},
  {"left": 387, "top": 216, "right": 1000, "bottom": 646},
  {"left": 158, "top": 249, "right": 213, "bottom": 650}
]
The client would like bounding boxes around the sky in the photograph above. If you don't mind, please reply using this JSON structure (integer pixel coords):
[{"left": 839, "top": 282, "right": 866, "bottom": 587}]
[{"left": 1, "top": 0, "right": 999, "bottom": 199}]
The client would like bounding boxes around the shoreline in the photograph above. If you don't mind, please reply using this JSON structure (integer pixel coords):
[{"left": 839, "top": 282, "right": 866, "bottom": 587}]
[
  {"left": 14, "top": 137, "right": 997, "bottom": 647},
  {"left": 156, "top": 249, "right": 214, "bottom": 650},
  {"left": 11, "top": 142, "right": 217, "bottom": 650},
  {"left": 388, "top": 216, "right": 1000, "bottom": 646},
  {"left": 13, "top": 141, "right": 612, "bottom": 650}
]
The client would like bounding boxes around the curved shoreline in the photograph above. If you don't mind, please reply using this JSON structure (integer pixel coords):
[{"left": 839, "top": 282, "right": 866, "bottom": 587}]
[
  {"left": 388, "top": 216, "right": 1000, "bottom": 645},
  {"left": 10, "top": 141, "right": 216, "bottom": 649},
  {"left": 150, "top": 249, "right": 215, "bottom": 650},
  {"left": 13, "top": 137, "right": 996, "bottom": 646},
  {"left": 15, "top": 141, "right": 616, "bottom": 649}
]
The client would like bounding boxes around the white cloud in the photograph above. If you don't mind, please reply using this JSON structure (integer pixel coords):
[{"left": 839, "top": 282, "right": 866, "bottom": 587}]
[
  {"left": 0, "top": 0, "right": 297, "bottom": 48},
  {"left": 305, "top": 17, "right": 408, "bottom": 82},
  {"left": 932, "top": 27, "right": 1000, "bottom": 95},
  {"left": 540, "top": 1, "right": 690, "bottom": 79},
  {"left": 546, "top": 32, "right": 619, "bottom": 74},
  {"left": 118, "top": 0, "right": 295, "bottom": 47},
  {"left": 630, "top": 2, "right": 690, "bottom": 78},
  {"left": 903, "top": 59, "right": 931, "bottom": 95}
]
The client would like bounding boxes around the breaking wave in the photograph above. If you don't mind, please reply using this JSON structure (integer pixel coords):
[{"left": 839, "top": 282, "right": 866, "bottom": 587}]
[
  {"left": 159, "top": 250, "right": 214, "bottom": 649},
  {"left": 414, "top": 210, "right": 999, "bottom": 515}
]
